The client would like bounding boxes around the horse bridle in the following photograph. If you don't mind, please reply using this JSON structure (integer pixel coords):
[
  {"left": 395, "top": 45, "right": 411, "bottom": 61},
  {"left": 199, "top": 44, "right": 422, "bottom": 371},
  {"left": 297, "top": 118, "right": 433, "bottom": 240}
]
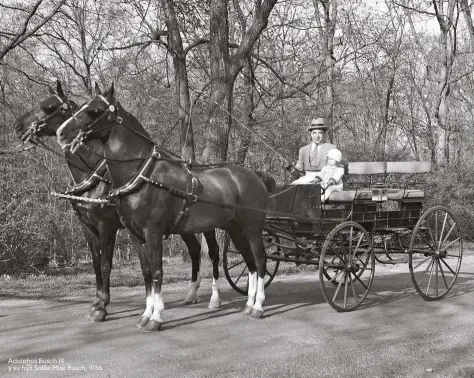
[
  {"left": 22, "top": 95, "right": 75, "bottom": 143},
  {"left": 69, "top": 95, "right": 124, "bottom": 154}
]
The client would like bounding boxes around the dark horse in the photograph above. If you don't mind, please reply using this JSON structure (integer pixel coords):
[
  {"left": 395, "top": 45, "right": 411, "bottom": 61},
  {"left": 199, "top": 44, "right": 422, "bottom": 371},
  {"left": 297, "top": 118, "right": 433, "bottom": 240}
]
[
  {"left": 56, "top": 84, "right": 269, "bottom": 331},
  {"left": 14, "top": 81, "right": 221, "bottom": 322}
]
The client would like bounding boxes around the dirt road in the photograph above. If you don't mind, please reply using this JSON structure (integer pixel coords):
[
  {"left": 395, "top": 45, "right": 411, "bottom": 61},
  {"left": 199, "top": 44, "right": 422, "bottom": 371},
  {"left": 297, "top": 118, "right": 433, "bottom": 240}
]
[{"left": 1, "top": 259, "right": 474, "bottom": 378}]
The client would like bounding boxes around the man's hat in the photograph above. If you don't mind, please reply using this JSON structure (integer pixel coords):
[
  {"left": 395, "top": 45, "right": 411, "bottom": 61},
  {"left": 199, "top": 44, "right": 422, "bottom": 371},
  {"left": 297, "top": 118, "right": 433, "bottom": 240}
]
[{"left": 307, "top": 117, "right": 328, "bottom": 131}]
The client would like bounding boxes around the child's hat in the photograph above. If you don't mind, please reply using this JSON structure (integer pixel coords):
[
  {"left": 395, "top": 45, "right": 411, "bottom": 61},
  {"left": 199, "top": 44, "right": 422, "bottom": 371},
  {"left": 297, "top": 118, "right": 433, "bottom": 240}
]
[{"left": 326, "top": 149, "right": 342, "bottom": 162}]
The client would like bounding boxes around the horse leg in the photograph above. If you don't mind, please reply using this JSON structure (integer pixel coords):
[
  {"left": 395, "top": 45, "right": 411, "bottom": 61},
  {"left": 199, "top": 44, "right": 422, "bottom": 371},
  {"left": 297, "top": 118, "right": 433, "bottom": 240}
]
[
  {"left": 130, "top": 234, "right": 153, "bottom": 328},
  {"left": 143, "top": 227, "right": 165, "bottom": 332},
  {"left": 243, "top": 226, "right": 267, "bottom": 319},
  {"left": 226, "top": 225, "right": 258, "bottom": 316},
  {"left": 80, "top": 222, "right": 101, "bottom": 318},
  {"left": 181, "top": 233, "right": 201, "bottom": 305},
  {"left": 90, "top": 228, "right": 117, "bottom": 322},
  {"left": 204, "top": 230, "right": 221, "bottom": 309}
]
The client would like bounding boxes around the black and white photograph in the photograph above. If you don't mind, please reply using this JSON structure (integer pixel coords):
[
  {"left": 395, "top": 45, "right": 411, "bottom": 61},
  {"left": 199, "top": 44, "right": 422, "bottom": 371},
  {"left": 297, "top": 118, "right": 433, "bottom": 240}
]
[{"left": 1, "top": 0, "right": 474, "bottom": 377}]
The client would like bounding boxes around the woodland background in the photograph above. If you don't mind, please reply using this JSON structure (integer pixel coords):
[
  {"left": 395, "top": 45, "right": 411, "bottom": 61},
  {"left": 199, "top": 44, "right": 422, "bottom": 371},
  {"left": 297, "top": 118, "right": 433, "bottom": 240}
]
[{"left": 2, "top": 0, "right": 474, "bottom": 274}]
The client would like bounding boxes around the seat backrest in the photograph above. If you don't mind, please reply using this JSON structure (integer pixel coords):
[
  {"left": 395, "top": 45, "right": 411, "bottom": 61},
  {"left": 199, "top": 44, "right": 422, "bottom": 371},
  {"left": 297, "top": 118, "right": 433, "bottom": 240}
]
[
  {"left": 386, "top": 161, "right": 431, "bottom": 173},
  {"left": 347, "top": 162, "right": 386, "bottom": 175}
]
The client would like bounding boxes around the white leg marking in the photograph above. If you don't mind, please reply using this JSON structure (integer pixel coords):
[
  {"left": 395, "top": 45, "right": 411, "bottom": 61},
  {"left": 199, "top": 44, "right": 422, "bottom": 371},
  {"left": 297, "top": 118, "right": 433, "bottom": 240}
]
[
  {"left": 183, "top": 272, "right": 200, "bottom": 304},
  {"left": 253, "top": 277, "right": 266, "bottom": 312},
  {"left": 150, "top": 291, "right": 165, "bottom": 324},
  {"left": 246, "top": 271, "right": 257, "bottom": 308},
  {"left": 142, "top": 288, "right": 154, "bottom": 318},
  {"left": 209, "top": 277, "right": 221, "bottom": 309}
]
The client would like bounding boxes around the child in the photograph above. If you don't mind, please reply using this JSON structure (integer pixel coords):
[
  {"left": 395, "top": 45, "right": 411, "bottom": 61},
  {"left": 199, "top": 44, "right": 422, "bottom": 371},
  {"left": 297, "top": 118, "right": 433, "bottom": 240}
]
[{"left": 311, "top": 148, "right": 344, "bottom": 202}]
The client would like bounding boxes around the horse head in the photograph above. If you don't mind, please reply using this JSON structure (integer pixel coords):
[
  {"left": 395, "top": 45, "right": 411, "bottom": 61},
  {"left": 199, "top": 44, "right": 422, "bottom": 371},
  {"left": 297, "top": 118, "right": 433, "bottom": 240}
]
[
  {"left": 15, "top": 81, "right": 78, "bottom": 143},
  {"left": 56, "top": 83, "right": 119, "bottom": 153}
]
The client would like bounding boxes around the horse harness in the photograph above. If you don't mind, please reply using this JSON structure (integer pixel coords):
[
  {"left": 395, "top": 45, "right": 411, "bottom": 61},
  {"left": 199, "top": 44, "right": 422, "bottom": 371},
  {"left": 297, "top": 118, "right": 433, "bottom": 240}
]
[{"left": 106, "top": 145, "right": 200, "bottom": 237}]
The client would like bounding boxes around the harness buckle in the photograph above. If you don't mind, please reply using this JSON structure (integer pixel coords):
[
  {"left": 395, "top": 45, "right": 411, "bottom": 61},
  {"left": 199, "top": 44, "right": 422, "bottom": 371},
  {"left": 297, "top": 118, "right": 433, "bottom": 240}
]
[
  {"left": 187, "top": 193, "right": 198, "bottom": 203},
  {"left": 152, "top": 145, "right": 161, "bottom": 158}
]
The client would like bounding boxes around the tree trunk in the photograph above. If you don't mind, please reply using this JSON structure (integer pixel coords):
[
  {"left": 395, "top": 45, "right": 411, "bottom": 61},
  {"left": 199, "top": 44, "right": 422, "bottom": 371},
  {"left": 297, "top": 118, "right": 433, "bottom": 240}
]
[
  {"left": 161, "top": 0, "right": 195, "bottom": 161},
  {"left": 202, "top": 0, "right": 232, "bottom": 164},
  {"left": 235, "top": 61, "right": 255, "bottom": 165},
  {"left": 313, "top": 0, "right": 337, "bottom": 143},
  {"left": 203, "top": 0, "right": 277, "bottom": 164}
]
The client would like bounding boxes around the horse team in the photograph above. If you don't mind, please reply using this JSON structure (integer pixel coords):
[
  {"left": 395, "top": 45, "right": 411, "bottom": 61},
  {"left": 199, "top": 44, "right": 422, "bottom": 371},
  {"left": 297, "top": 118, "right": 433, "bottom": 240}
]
[{"left": 14, "top": 81, "right": 270, "bottom": 332}]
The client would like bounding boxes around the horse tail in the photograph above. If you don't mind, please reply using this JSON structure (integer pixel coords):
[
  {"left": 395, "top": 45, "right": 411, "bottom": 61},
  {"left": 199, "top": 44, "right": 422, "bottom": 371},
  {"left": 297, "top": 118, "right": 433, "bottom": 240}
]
[{"left": 254, "top": 170, "right": 276, "bottom": 193}]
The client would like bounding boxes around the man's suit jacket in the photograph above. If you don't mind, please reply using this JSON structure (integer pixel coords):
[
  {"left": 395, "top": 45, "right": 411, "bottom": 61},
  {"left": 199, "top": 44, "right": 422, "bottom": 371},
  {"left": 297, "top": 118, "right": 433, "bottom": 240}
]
[{"left": 295, "top": 142, "right": 337, "bottom": 172}]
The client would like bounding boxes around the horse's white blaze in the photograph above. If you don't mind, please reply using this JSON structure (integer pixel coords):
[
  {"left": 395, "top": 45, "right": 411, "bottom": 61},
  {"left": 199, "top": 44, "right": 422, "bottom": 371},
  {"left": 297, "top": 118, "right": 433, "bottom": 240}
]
[
  {"left": 56, "top": 103, "right": 89, "bottom": 144},
  {"left": 253, "top": 277, "right": 265, "bottom": 311},
  {"left": 245, "top": 271, "right": 257, "bottom": 308},
  {"left": 142, "top": 288, "right": 154, "bottom": 318},
  {"left": 150, "top": 292, "right": 165, "bottom": 323}
]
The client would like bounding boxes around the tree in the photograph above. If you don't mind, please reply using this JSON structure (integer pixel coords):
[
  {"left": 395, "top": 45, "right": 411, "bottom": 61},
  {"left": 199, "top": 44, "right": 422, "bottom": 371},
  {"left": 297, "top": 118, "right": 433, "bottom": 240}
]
[
  {"left": 202, "top": 0, "right": 278, "bottom": 164},
  {"left": 0, "top": 0, "right": 66, "bottom": 61}
]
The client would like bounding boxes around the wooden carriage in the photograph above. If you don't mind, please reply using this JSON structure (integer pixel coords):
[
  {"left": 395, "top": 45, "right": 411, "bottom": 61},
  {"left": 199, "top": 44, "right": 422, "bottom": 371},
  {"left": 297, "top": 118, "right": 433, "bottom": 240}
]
[{"left": 223, "top": 161, "right": 463, "bottom": 312}]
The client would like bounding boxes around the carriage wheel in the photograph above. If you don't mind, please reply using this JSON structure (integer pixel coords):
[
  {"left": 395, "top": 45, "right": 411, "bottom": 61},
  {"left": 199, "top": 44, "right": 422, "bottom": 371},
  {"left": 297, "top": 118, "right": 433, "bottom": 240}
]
[
  {"left": 409, "top": 206, "right": 463, "bottom": 300},
  {"left": 319, "top": 221, "right": 375, "bottom": 312},
  {"left": 222, "top": 233, "right": 280, "bottom": 295}
]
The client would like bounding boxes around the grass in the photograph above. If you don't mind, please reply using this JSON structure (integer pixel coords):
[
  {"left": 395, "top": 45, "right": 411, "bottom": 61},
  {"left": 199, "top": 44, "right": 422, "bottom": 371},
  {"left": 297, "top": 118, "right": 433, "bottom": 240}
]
[
  {"left": 0, "top": 256, "right": 318, "bottom": 299},
  {"left": 2, "top": 241, "right": 472, "bottom": 300}
]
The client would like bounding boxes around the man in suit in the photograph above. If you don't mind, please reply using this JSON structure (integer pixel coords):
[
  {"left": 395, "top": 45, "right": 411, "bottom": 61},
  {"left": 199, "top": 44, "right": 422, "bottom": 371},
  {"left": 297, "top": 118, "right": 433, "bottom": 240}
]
[{"left": 288, "top": 117, "right": 337, "bottom": 184}]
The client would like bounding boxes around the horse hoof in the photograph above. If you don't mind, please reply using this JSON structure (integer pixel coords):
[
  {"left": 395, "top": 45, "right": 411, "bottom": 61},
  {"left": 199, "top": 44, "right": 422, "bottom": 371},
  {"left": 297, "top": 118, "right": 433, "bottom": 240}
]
[
  {"left": 242, "top": 305, "right": 253, "bottom": 315},
  {"left": 86, "top": 305, "right": 98, "bottom": 317},
  {"left": 250, "top": 308, "right": 264, "bottom": 319},
  {"left": 182, "top": 296, "right": 198, "bottom": 305},
  {"left": 136, "top": 316, "right": 150, "bottom": 328},
  {"left": 208, "top": 300, "right": 221, "bottom": 309},
  {"left": 144, "top": 320, "right": 163, "bottom": 332},
  {"left": 90, "top": 309, "right": 108, "bottom": 322}
]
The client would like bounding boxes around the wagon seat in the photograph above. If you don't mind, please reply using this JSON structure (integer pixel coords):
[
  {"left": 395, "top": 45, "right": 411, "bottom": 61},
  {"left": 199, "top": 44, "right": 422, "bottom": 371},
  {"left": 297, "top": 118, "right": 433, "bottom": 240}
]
[{"left": 325, "top": 161, "right": 430, "bottom": 203}]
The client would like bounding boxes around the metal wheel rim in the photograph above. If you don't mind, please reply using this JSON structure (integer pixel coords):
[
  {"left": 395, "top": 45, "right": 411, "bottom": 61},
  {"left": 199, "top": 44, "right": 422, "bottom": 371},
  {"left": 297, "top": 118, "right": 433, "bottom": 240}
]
[
  {"left": 409, "top": 206, "right": 463, "bottom": 300},
  {"left": 222, "top": 233, "right": 280, "bottom": 295},
  {"left": 319, "top": 221, "right": 375, "bottom": 312}
]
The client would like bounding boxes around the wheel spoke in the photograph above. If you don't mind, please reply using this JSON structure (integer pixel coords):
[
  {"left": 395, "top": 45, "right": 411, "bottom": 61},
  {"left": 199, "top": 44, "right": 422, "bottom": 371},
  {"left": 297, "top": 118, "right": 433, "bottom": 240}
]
[
  {"left": 438, "top": 212, "right": 448, "bottom": 249},
  {"left": 439, "top": 257, "right": 457, "bottom": 276},
  {"left": 440, "top": 222, "right": 456, "bottom": 248},
  {"left": 418, "top": 257, "right": 435, "bottom": 285},
  {"left": 234, "top": 265, "right": 247, "bottom": 285},
  {"left": 351, "top": 232, "right": 364, "bottom": 259},
  {"left": 332, "top": 275, "right": 345, "bottom": 302},
  {"left": 424, "top": 258, "right": 436, "bottom": 297},
  {"left": 228, "top": 259, "right": 246, "bottom": 271},
  {"left": 438, "top": 259, "right": 449, "bottom": 289},
  {"left": 442, "top": 237, "right": 461, "bottom": 252},
  {"left": 413, "top": 254, "right": 432, "bottom": 270},
  {"left": 349, "top": 273, "right": 358, "bottom": 302},
  {"left": 343, "top": 274, "right": 349, "bottom": 308},
  {"left": 324, "top": 269, "right": 344, "bottom": 288}
]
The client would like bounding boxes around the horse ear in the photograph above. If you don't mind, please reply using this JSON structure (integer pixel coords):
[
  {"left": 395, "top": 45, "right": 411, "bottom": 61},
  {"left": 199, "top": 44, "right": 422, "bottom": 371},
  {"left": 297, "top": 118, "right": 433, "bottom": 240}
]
[
  {"left": 94, "top": 82, "right": 102, "bottom": 95},
  {"left": 48, "top": 85, "right": 54, "bottom": 95},
  {"left": 56, "top": 81, "right": 65, "bottom": 98},
  {"left": 110, "top": 83, "right": 115, "bottom": 96}
]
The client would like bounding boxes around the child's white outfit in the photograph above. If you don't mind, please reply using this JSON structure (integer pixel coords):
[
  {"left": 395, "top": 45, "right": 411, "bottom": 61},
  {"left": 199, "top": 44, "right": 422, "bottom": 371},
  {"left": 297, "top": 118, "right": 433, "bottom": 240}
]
[{"left": 318, "top": 164, "right": 344, "bottom": 202}]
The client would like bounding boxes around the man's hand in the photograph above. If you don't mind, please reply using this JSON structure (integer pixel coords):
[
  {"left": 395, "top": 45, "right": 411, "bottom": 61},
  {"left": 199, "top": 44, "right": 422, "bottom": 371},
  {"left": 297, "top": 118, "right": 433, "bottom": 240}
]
[
  {"left": 327, "top": 178, "right": 336, "bottom": 186},
  {"left": 285, "top": 161, "right": 294, "bottom": 171},
  {"left": 311, "top": 176, "right": 322, "bottom": 184}
]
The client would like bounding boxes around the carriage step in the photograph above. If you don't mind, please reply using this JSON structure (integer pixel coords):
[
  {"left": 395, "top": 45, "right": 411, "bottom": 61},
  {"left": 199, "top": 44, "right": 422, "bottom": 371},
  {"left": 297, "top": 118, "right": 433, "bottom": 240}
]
[
  {"left": 267, "top": 253, "right": 319, "bottom": 265},
  {"left": 377, "top": 257, "right": 409, "bottom": 264}
]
